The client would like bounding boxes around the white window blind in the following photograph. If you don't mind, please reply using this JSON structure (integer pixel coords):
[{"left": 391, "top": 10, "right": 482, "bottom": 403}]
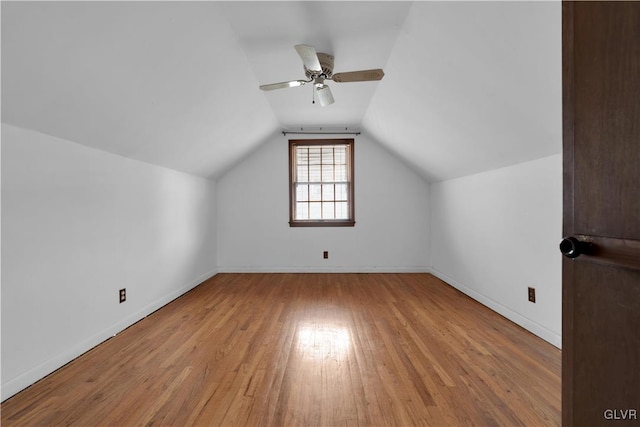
[{"left": 289, "top": 139, "right": 354, "bottom": 226}]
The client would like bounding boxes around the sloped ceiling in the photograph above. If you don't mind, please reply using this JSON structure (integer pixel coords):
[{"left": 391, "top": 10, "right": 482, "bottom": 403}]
[
  {"left": 364, "top": 1, "right": 562, "bottom": 181},
  {"left": 1, "top": 1, "right": 561, "bottom": 182},
  {"left": 1, "top": 1, "right": 279, "bottom": 178}
]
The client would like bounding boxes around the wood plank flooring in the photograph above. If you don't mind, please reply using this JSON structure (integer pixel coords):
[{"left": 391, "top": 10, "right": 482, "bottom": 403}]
[{"left": 1, "top": 273, "right": 561, "bottom": 426}]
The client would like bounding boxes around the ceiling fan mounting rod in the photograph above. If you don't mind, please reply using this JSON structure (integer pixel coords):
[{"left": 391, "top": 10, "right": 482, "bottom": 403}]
[{"left": 305, "top": 52, "right": 334, "bottom": 79}]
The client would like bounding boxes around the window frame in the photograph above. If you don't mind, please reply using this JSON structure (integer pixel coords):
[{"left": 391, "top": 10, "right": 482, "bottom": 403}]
[{"left": 288, "top": 138, "right": 355, "bottom": 227}]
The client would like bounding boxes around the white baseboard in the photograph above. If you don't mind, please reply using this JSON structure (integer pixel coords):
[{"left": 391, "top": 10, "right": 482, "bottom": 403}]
[
  {"left": 216, "top": 266, "right": 431, "bottom": 273},
  {"left": 1, "top": 269, "right": 217, "bottom": 401},
  {"left": 430, "top": 268, "right": 561, "bottom": 348}
]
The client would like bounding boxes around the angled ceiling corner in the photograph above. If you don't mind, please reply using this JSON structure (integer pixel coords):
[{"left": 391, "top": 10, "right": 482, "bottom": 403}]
[{"left": 222, "top": 1, "right": 413, "bottom": 130}]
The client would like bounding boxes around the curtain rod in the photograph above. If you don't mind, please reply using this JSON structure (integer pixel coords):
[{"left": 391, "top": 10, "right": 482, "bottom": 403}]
[{"left": 282, "top": 131, "right": 361, "bottom": 136}]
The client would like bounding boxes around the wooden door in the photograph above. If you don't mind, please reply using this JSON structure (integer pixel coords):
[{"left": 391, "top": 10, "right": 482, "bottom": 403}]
[{"left": 562, "top": 2, "right": 640, "bottom": 425}]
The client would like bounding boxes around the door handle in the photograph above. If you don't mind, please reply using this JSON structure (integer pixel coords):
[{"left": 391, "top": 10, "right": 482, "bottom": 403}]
[{"left": 560, "top": 236, "right": 593, "bottom": 258}]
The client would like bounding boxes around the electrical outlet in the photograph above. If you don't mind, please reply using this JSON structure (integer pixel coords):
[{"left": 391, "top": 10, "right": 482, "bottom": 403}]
[
  {"left": 119, "top": 288, "right": 126, "bottom": 303},
  {"left": 528, "top": 287, "right": 536, "bottom": 303},
  {"left": 323, "top": 251, "right": 328, "bottom": 259}
]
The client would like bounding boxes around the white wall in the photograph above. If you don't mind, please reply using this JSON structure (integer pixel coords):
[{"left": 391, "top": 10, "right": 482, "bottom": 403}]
[
  {"left": 430, "top": 154, "right": 562, "bottom": 347},
  {"left": 217, "top": 134, "right": 430, "bottom": 272},
  {"left": 1, "top": 124, "right": 218, "bottom": 400}
]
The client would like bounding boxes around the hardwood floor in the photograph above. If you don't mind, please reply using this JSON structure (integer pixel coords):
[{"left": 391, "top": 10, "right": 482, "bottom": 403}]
[{"left": 1, "top": 273, "right": 561, "bottom": 426}]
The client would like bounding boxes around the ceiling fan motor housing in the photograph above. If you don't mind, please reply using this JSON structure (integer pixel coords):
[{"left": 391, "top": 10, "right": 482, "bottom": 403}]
[{"left": 305, "top": 52, "right": 334, "bottom": 79}]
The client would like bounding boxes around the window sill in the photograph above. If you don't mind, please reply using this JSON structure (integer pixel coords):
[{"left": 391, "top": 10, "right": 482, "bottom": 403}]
[{"left": 289, "top": 220, "right": 356, "bottom": 227}]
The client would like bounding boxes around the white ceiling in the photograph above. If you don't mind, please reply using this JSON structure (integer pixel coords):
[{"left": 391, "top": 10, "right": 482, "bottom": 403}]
[{"left": 1, "top": 1, "right": 561, "bottom": 182}]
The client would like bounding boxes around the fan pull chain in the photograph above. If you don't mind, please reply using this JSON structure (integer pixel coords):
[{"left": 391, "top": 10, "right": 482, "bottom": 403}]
[{"left": 312, "top": 87, "right": 315, "bottom": 104}]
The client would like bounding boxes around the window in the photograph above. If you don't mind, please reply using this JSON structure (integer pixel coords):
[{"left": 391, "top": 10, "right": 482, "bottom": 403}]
[{"left": 289, "top": 139, "right": 355, "bottom": 227}]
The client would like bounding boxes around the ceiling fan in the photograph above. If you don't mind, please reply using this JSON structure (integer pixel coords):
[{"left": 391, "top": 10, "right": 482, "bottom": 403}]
[{"left": 259, "top": 44, "right": 385, "bottom": 106}]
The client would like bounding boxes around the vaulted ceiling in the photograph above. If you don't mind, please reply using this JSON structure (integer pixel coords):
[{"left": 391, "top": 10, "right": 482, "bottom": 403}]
[{"left": 1, "top": 1, "right": 561, "bottom": 182}]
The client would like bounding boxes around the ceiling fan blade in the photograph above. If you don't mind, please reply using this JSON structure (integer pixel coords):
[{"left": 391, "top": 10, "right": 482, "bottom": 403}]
[
  {"left": 259, "top": 80, "right": 308, "bottom": 91},
  {"left": 294, "top": 44, "right": 322, "bottom": 72},
  {"left": 316, "top": 84, "right": 335, "bottom": 107},
  {"left": 331, "top": 69, "right": 385, "bottom": 83}
]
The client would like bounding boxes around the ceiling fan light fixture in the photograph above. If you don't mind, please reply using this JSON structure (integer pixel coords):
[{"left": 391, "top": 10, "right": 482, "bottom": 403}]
[{"left": 316, "top": 84, "right": 334, "bottom": 107}]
